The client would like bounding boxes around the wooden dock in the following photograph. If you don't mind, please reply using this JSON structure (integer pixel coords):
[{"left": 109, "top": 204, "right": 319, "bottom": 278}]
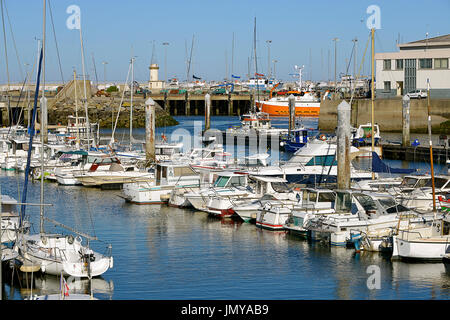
[{"left": 381, "top": 143, "right": 450, "bottom": 164}]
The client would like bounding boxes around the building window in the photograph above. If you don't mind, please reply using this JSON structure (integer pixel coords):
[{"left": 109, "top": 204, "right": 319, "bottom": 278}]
[
  {"left": 384, "top": 81, "right": 391, "bottom": 92},
  {"left": 383, "top": 60, "right": 391, "bottom": 70},
  {"left": 419, "top": 58, "right": 432, "bottom": 69},
  {"left": 434, "top": 58, "right": 448, "bottom": 69},
  {"left": 396, "top": 59, "right": 403, "bottom": 70}
]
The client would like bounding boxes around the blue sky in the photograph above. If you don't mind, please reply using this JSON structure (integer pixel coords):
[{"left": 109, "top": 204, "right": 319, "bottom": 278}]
[{"left": 1, "top": 0, "right": 449, "bottom": 84}]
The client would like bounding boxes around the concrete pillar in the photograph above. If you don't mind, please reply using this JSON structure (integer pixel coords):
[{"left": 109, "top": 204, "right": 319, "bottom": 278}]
[
  {"left": 288, "top": 94, "right": 295, "bottom": 136},
  {"left": 337, "top": 100, "right": 351, "bottom": 190},
  {"left": 402, "top": 95, "right": 410, "bottom": 147},
  {"left": 205, "top": 93, "right": 211, "bottom": 131},
  {"left": 40, "top": 96, "right": 48, "bottom": 144},
  {"left": 228, "top": 94, "right": 233, "bottom": 115},
  {"left": 145, "top": 98, "right": 156, "bottom": 163},
  {"left": 186, "top": 93, "right": 190, "bottom": 116}
]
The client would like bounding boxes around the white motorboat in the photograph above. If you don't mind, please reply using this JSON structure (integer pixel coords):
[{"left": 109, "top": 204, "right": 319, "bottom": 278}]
[
  {"left": 246, "top": 139, "right": 373, "bottom": 185},
  {"left": 73, "top": 155, "right": 151, "bottom": 188},
  {"left": 305, "top": 190, "right": 437, "bottom": 248},
  {"left": 233, "top": 176, "right": 300, "bottom": 222},
  {"left": 351, "top": 123, "right": 382, "bottom": 158},
  {"left": 392, "top": 215, "right": 450, "bottom": 261},
  {"left": 397, "top": 176, "right": 450, "bottom": 212},
  {"left": 256, "top": 202, "right": 292, "bottom": 230},
  {"left": 226, "top": 112, "right": 287, "bottom": 136},
  {"left": 183, "top": 171, "right": 255, "bottom": 217},
  {"left": 122, "top": 162, "right": 201, "bottom": 204},
  {"left": 284, "top": 188, "right": 336, "bottom": 236}
]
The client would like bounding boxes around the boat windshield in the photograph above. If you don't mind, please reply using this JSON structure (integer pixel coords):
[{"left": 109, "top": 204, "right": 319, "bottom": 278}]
[
  {"left": 425, "top": 177, "right": 449, "bottom": 189},
  {"left": 271, "top": 182, "right": 291, "bottom": 193},
  {"left": 377, "top": 197, "right": 397, "bottom": 210},
  {"left": 213, "top": 176, "right": 230, "bottom": 187},
  {"left": 354, "top": 194, "right": 378, "bottom": 212},
  {"left": 318, "top": 192, "right": 336, "bottom": 203}
]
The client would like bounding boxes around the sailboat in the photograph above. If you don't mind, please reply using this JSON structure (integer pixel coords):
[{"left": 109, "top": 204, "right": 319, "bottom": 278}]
[
  {"left": 16, "top": 19, "right": 113, "bottom": 280},
  {"left": 227, "top": 18, "right": 286, "bottom": 137}
]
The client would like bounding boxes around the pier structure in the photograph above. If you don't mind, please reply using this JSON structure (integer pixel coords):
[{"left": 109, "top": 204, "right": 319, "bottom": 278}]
[{"left": 150, "top": 91, "right": 261, "bottom": 116}]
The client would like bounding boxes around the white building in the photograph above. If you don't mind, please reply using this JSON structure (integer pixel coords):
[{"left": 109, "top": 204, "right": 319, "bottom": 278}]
[{"left": 375, "top": 34, "right": 450, "bottom": 98}]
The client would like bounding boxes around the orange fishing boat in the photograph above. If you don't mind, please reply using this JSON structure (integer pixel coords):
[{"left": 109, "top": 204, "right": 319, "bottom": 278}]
[{"left": 256, "top": 91, "right": 321, "bottom": 117}]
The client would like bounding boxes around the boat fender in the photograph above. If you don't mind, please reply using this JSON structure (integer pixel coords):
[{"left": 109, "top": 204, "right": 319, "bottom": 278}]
[
  {"left": 41, "top": 236, "right": 47, "bottom": 245},
  {"left": 109, "top": 257, "right": 114, "bottom": 268},
  {"left": 41, "top": 264, "right": 46, "bottom": 273},
  {"left": 319, "top": 134, "right": 327, "bottom": 141},
  {"left": 76, "top": 236, "right": 82, "bottom": 244},
  {"left": 67, "top": 235, "right": 74, "bottom": 245}
]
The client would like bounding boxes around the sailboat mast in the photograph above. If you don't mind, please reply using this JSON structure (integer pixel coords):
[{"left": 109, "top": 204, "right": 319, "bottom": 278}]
[
  {"left": 130, "top": 57, "right": 134, "bottom": 151},
  {"left": 371, "top": 28, "right": 375, "bottom": 180},
  {"left": 74, "top": 69, "right": 80, "bottom": 147},
  {"left": 427, "top": 78, "right": 436, "bottom": 212},
  {"left": 79, "top": 21, "right": 92, "bottom": 147},
  {"left": 40, "top": 0, "right": 46, "bottom": 234},
  {"left": 254, "top": 17, "right": 259, "bottom": 113}
]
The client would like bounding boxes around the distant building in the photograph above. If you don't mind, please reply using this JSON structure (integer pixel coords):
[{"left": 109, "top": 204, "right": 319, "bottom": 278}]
[
  {"left": 375, "top": 34, "right": 450, "bottom": 98},
  {"left": 148, "top": 64, "right": 165, "bottom": 90}
]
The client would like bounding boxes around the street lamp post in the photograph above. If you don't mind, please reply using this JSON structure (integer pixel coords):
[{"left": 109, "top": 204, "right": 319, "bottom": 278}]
[
  {"left": 162, "top": 42, "right": 169, "bottom": 86},
  {"left": 102, "top": 61, "right": 108, "bottom": 85},
  {"left": 266, "top": 40, "right": 272, "bottom": 79}
]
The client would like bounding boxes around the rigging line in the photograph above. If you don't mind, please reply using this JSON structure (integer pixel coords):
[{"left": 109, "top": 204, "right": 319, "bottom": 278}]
[
  {"left": 20, "top": 46, "right": 43, "bottom": 225},
  {"left": 350, "top": 32, "right": 370, "bottom": 106},
  {"left": 4, "top": 0, "right": 23, "bottom": 80},
  {"left": 47, "top": 0, "right": 64, "bottom": 84},
  {"left": 1, "top": 0, "right": 10, "bottom": 90},
  {"left": 110, "top": 61, "right": 132, "bottom": 145}
]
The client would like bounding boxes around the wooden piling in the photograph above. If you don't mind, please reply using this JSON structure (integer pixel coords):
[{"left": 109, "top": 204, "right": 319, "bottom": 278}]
[
  {"left": 337, "top": 100, "right": 351, "bottom": 190},
  {"left": 205, "top": 93, "right": 211, "bottom": 131},
  {"left": 288, "top": 94, "right": 295, "bottom": 136},
  {"left": 402, "top": 95, "right": 410, "bottom": 147},
  {"left": 145, "top": 98, "right": 156, "bottom": 163}
]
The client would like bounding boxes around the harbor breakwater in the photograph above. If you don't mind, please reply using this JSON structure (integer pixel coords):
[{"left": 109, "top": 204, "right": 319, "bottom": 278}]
[{"left": 318, "top": 98, "right": 450, "bottom": 134}]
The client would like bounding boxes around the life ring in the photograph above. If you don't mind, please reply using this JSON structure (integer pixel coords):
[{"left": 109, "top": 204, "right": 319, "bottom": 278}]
[{"left": 319, "top": 134, "right": 327, "bottom": 141}]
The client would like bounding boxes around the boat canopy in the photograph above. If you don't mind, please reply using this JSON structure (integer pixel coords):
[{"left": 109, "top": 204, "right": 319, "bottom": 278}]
[{"left": 371, "top": 152, "right": 416, "bottom": 174}]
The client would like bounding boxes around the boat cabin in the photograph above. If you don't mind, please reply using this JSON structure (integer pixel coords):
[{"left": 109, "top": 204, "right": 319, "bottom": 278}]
[
  {"left": 212, "top": 172, "right": 249, "bottom": 189},
  {"left": 1, "top": 194, "right": 18, "bottom": 215},
  {"left": 155, "top": 163, "right": 200, "bottom": 186},
  {"left": 335, "top": 190, "right": 411, "bottom": 219},
  {"left": 299, "top": 188, "right": 336, "bottom": 212},
  {"left": 249, "top": 176, "right": 291, "bottom": 195},
  {"left": 239, "top": 112, "right": 272, "bottom": 130},
  {"left": 88, "top": 155, "right": 122, "bottom": 172},
  {"left": 352, "top": 123, "right": 381, "bottom": 147}
]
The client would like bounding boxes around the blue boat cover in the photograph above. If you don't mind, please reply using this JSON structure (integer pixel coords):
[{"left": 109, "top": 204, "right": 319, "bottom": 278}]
[{"left": 371, "top": 152, "right": 416, "bottom": 174}]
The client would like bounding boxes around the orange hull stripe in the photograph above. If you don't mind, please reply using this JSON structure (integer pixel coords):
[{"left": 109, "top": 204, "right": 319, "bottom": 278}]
[{"left": 256, "top": 102, "right": 320, "bottom": 117}]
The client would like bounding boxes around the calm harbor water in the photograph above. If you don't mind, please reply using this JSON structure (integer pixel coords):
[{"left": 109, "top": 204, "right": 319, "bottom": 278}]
[{"left": 1, "top": 116, "right": 450, "bottom": 300}]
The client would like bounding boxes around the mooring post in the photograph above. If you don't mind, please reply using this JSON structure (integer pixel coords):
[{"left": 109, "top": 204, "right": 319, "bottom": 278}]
[
  {"left": 185, "top": 92, "right": 190, "bottom": 116},
  {"left": 288, "top": 94, "right": 295, "bottom": 136},
  {"left": 40, "top": 96, "right": 48, "bottom": 144},
  {"left": 205, "top": 93, "right": 211, "bottom": 131},
  {"left": 145, "top": 97, "right": 156, "bottom": 163},
  {"left": 402, "top": 95, "right": 410, "bottom": 147},
  {"left": 337, "top": 100, "right": 351, "bottom": 190}
]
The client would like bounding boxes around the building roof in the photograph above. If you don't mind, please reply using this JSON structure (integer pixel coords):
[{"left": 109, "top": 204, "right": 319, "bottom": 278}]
[{"left": 399, "top": 34, "right": 450, "bottom": 49}]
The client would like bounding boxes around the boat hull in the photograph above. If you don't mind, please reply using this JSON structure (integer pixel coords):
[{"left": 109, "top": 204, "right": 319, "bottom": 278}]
[{"left": 257, "top": 101, "right": 320, "bottom": 117}]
